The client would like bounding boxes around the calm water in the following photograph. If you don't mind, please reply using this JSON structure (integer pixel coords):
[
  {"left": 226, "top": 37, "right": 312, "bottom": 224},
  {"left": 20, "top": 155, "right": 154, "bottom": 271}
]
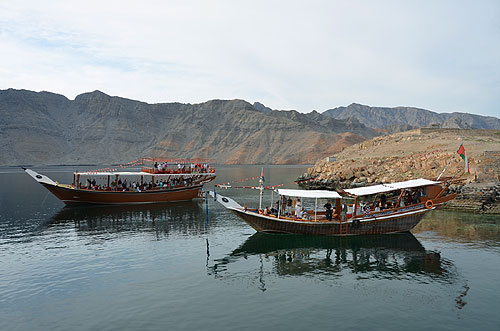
[{"left": 1, "top": 166, "right": 499, "bottom": 331}]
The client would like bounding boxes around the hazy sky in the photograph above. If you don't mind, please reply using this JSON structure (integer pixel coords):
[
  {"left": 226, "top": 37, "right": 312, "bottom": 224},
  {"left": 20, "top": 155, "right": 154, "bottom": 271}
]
[{"left": 1, "top": 1, "right": 499, "bottom": 116}]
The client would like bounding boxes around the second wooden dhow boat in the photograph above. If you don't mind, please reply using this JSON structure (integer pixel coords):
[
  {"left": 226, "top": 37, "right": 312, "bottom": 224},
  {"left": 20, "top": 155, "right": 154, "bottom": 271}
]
[
  {"left": 24, "top": 166, "right": 216, "bottom": 205},
  {"left": 211, "top": 178, "right": 456, "bottom": 235}
]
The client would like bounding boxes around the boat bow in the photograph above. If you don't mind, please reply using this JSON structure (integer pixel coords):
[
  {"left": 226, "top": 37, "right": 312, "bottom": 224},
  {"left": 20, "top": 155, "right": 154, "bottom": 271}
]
[
  {"left": 208, "top": 191, "right": 243, "bottom": 210},
  {"left": 23, "top": 168, "right": 57, "bottom": 186}
]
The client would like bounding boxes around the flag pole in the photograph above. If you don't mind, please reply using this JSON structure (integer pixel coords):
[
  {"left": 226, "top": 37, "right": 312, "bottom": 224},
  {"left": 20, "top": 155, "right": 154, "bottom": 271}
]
[
  {"left": 259, "top": 167, "right": 264, "bottom": 210},
  {"left": 437, "top": 144, "right": 462, "bottom": 181}
]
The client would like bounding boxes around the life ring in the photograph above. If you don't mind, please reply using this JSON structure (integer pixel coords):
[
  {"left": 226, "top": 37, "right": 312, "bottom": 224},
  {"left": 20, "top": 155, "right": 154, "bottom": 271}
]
[{"left": 425, "top": 200, "right": 434, "bottom": 209}]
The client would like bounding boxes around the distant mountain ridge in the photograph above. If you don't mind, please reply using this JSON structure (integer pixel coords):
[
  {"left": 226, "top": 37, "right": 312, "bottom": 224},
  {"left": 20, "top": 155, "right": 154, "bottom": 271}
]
[
  {"left": 3, "top": 89, "right": 498, "bottom": 166},
  {"left": 322, "top": 103, "right": 500, "bottom": 132},
  {"left": 0, "top": 89, "right": 374, "bottom": 166}
]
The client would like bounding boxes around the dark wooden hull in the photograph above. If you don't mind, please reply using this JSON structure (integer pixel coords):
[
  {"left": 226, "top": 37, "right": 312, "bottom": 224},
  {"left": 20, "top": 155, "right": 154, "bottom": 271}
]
[
  {"left": 42, "top": 183, "right": 203, "bottom": 205},
  {"left": 231, "top": 208, "right": 427, "bottom": 235}
]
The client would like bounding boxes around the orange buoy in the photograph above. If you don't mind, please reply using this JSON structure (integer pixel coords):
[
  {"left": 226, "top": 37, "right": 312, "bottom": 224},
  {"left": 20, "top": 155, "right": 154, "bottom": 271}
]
[{"left": 425, "top": 200, "right": 434, "bottom": 209}]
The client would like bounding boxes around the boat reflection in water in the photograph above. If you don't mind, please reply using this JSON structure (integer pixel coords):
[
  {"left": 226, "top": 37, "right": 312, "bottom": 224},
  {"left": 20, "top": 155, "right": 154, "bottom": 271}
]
[
  {"left": 414, "top": 210, "right": 500, "bottom": 245},
  {"left": 208, "top": 232, "right": 462, "bottom": 295},
  {"left": 46, "top": 201, "right": 208, "bottom": 238}
]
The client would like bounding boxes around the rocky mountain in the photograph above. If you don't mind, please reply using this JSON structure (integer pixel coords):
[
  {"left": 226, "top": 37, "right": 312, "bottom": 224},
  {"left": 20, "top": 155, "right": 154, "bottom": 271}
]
[
  {"left": 323, "top": 103, "right": 500, "bottom": 132},
  {"left": 0, "top": 89, "right": 376, "bottom": 166},
  {"left": 252, "top": 102, "right": 273, "bottom": 114}
]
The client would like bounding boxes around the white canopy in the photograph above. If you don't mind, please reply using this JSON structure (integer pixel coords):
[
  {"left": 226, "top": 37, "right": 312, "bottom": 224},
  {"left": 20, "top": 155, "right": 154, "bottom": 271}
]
[
  {"left": 344, "top": 178, "right": 440, "bottom": 196},
  {"left": 343, "top": 184, "right": 394, "bottom": 196},
  {"left": 74, "top": 171, "right": 212, "bottom": 176},
  {"left": 277, "top": 189, "right": 342, "bottom": 199},
  {"left": 385, "top": 178, "right": 440, "bottom": 189}
]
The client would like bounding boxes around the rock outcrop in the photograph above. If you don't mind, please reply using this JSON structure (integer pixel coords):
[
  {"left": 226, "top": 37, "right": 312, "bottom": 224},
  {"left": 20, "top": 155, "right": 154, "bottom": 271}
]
[
  {"left": 301, "top": 152, "right": 476, "bottom": 189},
  {"left": 445, "top": 183, "right": 500, "bottom": 214}
]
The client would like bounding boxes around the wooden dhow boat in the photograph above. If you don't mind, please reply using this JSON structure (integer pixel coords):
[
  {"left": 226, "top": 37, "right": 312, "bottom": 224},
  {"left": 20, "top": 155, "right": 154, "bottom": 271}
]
[
  {"left": 24, "top": 160, "right": 216, "bottom": 205},
  {"left": 211, "top": 178, "right": 456, "bottom": 236}
]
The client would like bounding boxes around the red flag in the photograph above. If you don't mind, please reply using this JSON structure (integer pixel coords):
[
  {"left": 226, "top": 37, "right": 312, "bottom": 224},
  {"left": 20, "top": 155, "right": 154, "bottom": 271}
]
[{"left": 457, "top": 144, "right": 470, "bottom": 173}]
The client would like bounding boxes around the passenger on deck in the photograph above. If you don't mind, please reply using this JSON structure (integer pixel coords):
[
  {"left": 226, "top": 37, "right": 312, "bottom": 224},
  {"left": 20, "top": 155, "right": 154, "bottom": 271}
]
[
  {"left": 271, "top": 206, "right": 277, "bottom": 215},
  {"left": 412, "top": 192, "right": 419, "bottom": 204},
  {"left": 295, "top": 199, "right": 302, "bottom": 218},
  {"left": 286, "top": 197, "right": 292, "bottom": 214},
  {"left": 380, "top": 194, "right": 387, "bottom": 207},
  {"left": 263, "top": 207, "right": 270, "bottom": 215},
  {"left": 324, "top": 201, "right": 333, "bottom": 221},
  {"left": 275, "top": 200, "right": 280, "bottom": 215},
  {"left": 302, "top": 209, "right": 311, "bottom": 220},
  {"left": 418, "top": 188, "right": 425, "bottom": 201}
]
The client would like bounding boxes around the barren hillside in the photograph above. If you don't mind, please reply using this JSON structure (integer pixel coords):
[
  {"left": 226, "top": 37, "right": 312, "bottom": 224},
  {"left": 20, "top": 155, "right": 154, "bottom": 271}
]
[{"left": 306, "top": 128, "right": 500, "bottom": 185}]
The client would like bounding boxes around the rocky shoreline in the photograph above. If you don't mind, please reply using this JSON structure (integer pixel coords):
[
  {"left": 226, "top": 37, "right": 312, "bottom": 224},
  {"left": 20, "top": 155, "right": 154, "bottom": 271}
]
[{"left": 445, "top": 182, "right": 500, "bottom": 214}]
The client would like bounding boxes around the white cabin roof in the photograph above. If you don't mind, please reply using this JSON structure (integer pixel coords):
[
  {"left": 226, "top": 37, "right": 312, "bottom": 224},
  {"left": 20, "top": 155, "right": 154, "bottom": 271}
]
[
  {"left": 344, "top": 178, "right": 440, "bottom": 196},
  {"left": 277, "top": 189, "right": 342, "bottom": 199},
  {"left": 343, "top": 184, "right": 394, "bottom": 196}
]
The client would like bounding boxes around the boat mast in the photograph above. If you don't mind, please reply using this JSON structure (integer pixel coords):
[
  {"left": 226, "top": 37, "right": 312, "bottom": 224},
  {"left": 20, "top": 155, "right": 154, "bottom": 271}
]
[
  {"left": 259, "top": 167, "right": 264, "bottom": 210},
  {"left": 314, "top": 197, "right": 317, "bottom": 221}
]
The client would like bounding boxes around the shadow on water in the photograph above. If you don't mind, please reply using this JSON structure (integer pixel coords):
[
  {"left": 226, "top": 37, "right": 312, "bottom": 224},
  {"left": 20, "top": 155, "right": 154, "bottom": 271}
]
[
  {"left": 43, "top": 201, "right": 209, "bottom": 238},
  {"left": 208, "top": 232, "right": 465, "bottom": 300}
]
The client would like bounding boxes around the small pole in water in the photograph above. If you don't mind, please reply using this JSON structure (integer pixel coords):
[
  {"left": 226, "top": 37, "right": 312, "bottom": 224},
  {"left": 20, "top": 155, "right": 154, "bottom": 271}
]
[{"left": 205, "top": 190, "right": 209, "bottom": 226}]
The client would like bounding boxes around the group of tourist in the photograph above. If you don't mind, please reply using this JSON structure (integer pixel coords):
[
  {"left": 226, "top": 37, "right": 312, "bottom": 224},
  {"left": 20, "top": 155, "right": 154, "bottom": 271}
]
[
  {"left": 153, "top": 162, "right": 212, "bottom": 174},
  {"left": 260, "top": 189, "right": 426, "bottom": 221},
  {"left": 351, "top": 188, "right": 427, "bottom": 215},
  {"left": 80, "top": 175, "right": 200, "bottom": 191},
  {"left": 261, "top": 197, "right": 312, "bottom": 220}
]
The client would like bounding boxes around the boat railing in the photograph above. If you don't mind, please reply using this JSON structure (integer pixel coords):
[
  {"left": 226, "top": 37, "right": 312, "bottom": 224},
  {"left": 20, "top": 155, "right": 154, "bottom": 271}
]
[
  {"left": 141, "top": 166, "right": 216, "bottom": 174},
  {"left": 249, "top": 199, "right": 430, "bottom": 223},
  {"left": 73, "top": 180, "right": 207, "bottom": 192}
]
